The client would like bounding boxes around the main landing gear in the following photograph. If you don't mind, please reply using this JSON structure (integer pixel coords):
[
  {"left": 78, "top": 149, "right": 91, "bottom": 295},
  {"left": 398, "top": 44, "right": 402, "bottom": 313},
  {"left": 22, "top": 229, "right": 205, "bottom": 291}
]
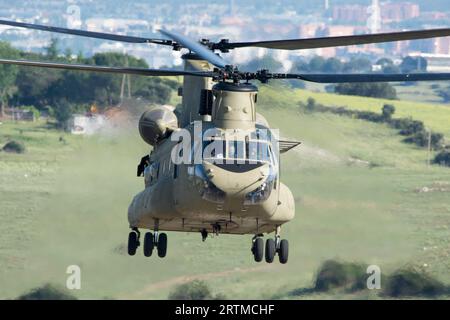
[
  {"left": 251, "top": 226, "right": 289, "bottom": 264},
  {"left": 128, "top": 227, "right": 168, "bottom": 258}
]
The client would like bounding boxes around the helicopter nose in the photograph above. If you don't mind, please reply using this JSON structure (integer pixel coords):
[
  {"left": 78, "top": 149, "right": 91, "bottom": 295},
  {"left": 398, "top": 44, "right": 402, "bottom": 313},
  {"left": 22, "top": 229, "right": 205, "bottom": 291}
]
[{"left": 202, "top": 161, "right": 270, "bottom": 196}]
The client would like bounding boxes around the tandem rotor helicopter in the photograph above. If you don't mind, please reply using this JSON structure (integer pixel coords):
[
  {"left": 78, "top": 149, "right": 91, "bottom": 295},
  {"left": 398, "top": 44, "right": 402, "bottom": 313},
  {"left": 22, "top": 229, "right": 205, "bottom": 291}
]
[{"left": 0, "top": 19, "right": 449, "bottom": 264}]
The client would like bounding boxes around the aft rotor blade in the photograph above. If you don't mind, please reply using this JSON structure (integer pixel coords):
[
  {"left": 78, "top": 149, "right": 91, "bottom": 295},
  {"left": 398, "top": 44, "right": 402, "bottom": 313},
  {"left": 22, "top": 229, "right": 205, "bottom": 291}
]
[
  {"left": 223, "top": 28, "right": 450, "bottom": 50},
  {"left": 0, "top": 59, "right": 215, "bottom": 77},
  {"left": 279, "top": 73, "right": 450, "bottom": 83},
  {"left": 0, "top": 19, "right": 172, "bottom": 46},
  {"left": 159, "top": 29, "right": 228, "bottom": 68}
]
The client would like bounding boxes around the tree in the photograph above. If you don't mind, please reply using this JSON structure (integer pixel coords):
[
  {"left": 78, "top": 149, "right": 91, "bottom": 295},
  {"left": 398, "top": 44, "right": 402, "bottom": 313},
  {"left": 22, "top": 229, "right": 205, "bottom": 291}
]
[
  {"left": 46, "top": 38, "right": 60, "bottom": 60},
  {"left": 290, "top": 57, "right": 310, "bottom": 73},
  {"left": 335, "top": 83, "right": 397, "bottom": 100},
  {"left": 382, "top": 104, "right": 395, "bottom": 121},
  {"left": 14, "top": 51, "right": 64, "bottom": 108},
  {"left": 383, "top": 64, "right": 401, "bottom": 74},
  {"left": 0, "top": 42, "right": 19, "bottom": 117},
  {"left": 242, "top": 55, "right": 283, "bottom": 72},
  {"left": 343, "top": 57, "right": 372, "bottom": 73},
  {"left": 4, "top": 43, "right": 178, "bottom": 128},
  {"left": 53, "top": 99, "right": 73, "bottom": 130},
  {"left": 375, "top": 57, "right": 401, "bottom": 73},
  {"left": 134, "top": 78, "right": 175, "bottom": 104},
  {"left": 322, "top": 58, "right": 343, "bottom": 73},
  {"left": 376, "top": 58, "right": 394, "bottom": 67},
  {"left": 309, "top": 56, "right": 326, "bottom": 72},
  {"left": 400, "top": 56, "right": 427, "bottom": 73},
  {"left": 81, "top": 52, "right": 150, "bottom": 107}
]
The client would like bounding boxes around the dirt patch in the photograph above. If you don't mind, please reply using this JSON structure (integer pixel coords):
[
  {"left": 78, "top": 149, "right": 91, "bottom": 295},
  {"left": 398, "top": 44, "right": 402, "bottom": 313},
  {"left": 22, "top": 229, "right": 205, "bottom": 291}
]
[
  {"left": 121, "top": 265, "right": 274, "bottom": 299},
  {"left": 415, "top": 181, "right": 450, "bottom": 193}
]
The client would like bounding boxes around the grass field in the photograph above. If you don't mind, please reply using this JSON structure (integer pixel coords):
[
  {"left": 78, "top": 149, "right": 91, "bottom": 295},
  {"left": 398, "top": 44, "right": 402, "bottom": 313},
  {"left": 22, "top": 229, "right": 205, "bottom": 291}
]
[
  {"left": 0, "top": 86, "right": 449, "bottom": 300},
  {"left": 393, "top": 82, "right": 448, "bottom": 104},
  {"left": 304, "top": 81, "right": 450, "bottom": 105},
  {"left": 260, "top": 84, "right": 450, "bottom": 138}
]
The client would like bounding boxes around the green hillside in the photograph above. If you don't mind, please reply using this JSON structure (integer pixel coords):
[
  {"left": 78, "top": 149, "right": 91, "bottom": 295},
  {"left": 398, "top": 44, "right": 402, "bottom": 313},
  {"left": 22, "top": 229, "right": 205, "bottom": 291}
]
[
  {"left": 260, "top": 85, "right": 450, "bottom": 138},
  {"left": 0, "top": 85, "right": 449, "bottom": 300}
]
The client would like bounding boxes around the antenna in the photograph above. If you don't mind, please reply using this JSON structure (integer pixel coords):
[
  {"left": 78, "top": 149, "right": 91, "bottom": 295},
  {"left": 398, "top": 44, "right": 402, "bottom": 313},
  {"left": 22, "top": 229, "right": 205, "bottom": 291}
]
[{"left": 120, "top": 52, "right": 132, "bottom": 106}]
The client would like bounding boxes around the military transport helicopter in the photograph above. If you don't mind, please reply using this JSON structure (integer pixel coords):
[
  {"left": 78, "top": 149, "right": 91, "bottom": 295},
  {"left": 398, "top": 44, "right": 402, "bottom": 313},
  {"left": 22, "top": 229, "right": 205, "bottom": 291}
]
[{"left": 0, "top": 19, "right": 449, "bottom": 264}]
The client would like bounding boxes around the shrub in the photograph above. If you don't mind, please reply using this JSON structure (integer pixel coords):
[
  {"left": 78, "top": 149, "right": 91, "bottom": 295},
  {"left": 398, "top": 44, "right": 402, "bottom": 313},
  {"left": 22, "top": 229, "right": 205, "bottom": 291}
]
[
  {"left": 390, "top": 118, "right": 425, "bottom": 136},
  {"left": 355, "top": 111, "right": 384, "bottom": 123},
  {"left": 2, "top": 140, "right": 26, "bottom": 153},
  {"left": 433, "top": 151, "right": 450, "bottom": 167},
  {"left": 403, "top": 131, "right": 443, "bottom": 149},
  {"left": 168, "top": 280, "right": 213, "bottom": 300},
  {"left": 438, "top": 87, "right": 450, "bottom": 103},
  {"left": 399, "top": 123, "right": 425, "bottom": 136},
  {"left": 314, "top": 260, "right": 367, "bottom": 292},
  {"left": 17, "top": 283, "right": 77, "bottom": 300},
  {"left": 383, "top": 269, "right": 448, "bottom": 297},
  {"left": 335, "top": 83, "right": 397, "bottom": 100},
  {"left": 382, "top": 104, "right": 395, "bottom": 120},
  {"left": 305, "top": 97, "right": 317, "bottom": 113}
]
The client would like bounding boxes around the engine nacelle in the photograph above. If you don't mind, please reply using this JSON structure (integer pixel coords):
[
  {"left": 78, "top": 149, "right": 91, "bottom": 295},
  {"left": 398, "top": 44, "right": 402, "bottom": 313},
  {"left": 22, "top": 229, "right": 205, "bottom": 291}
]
[{"left": 138, "top": 106, "right": 178, "bottom": 146}]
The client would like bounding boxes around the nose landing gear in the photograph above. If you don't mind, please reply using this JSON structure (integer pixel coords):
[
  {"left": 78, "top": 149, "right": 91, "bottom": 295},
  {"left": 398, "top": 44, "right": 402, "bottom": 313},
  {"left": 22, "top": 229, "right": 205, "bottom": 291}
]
[
  {"left": 265, "top": 238, "right": 276, "bottom": 263},
  {"left": 143, "top": 232, "right": 154, "bottom": 257}
]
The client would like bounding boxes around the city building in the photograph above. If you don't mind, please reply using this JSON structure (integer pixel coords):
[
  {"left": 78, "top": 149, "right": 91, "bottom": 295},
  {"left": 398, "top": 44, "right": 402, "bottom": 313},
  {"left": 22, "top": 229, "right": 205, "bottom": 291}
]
[{"left": 381, "top": 2, "right": 420, "bottom": 22}]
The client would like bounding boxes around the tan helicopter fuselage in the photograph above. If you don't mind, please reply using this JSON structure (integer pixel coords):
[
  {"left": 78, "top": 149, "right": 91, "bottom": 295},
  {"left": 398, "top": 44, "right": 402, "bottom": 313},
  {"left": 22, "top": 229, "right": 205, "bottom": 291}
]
[{"left": 128, "top": 56, "right": 295, "bottom": 236}]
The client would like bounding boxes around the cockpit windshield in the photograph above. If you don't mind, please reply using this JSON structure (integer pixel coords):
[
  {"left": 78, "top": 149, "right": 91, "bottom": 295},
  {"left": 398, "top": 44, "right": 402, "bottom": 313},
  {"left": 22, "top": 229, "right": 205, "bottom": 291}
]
[{"left": 203, "top": 139, "right": 274, "bottom": 164}]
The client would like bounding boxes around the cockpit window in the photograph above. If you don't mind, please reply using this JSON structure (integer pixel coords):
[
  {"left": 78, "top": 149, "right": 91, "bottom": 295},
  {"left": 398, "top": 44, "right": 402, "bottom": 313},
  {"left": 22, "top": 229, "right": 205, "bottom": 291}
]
[
  {"left": 203, "top": 137, "right": 274, "bottom": 165},
  {"left": 203, "top": 139, "right": 226, "bottom": 159},
  {"left": 247, "top": 141, "right": 271, "bottom": 163},
  {"left": 227, "top": 140, "right": 245, "bottom": 159}
]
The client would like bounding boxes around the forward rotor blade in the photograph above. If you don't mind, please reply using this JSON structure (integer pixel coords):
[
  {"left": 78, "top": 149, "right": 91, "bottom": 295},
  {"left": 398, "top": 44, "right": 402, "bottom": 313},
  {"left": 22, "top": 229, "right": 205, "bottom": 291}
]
[
  {"left": 0, "top": 19, "right": 172, "bottom": 46},
  {"left": 0, "top": 58, "right": 215, "bottom": 77},
  {"left": 279, "top": 73, "right": 450, "bottom": 83},
  {"left": 159, "top": 29, "right": 228, "bottom": 68},
  {"left": 223, "top": 28, "right": 450, "bottom": 50}
]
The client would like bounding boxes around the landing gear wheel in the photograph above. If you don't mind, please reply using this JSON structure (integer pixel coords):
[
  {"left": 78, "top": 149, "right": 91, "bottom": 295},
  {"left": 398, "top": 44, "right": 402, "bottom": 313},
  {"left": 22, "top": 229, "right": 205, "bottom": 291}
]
[
  {"left": 252, "top": 238, "right": 264, "bottom": 262},
  {"left": 265, "top": 239, "right": 276, "bottom": 263},
  {"left": 128, "top": 232, "right": 138, "bottom": 256},
  {"left": 157, "top": 233, "right": 168, "bottom": 258},
  {"left": 278, "top": 239, "right": 289, "bottom": 264},
  {"left": 143, "top": 232, "right": 154, "bottom": 257}
]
